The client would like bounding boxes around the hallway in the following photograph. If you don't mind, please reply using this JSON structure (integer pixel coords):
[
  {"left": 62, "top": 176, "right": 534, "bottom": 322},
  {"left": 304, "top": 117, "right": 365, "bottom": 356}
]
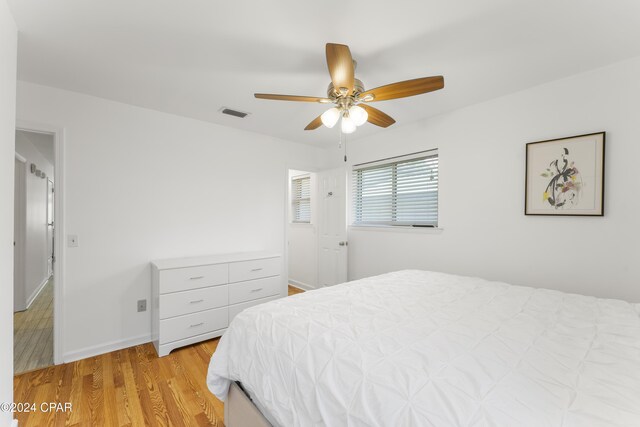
[{"left": 14, "top": 277, "right": 53, "bottom": 373}]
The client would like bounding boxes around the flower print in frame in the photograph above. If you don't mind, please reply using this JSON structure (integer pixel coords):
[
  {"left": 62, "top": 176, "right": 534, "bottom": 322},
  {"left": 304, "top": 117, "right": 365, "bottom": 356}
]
[{"left": 525, "top": 132, "right": 605, "bottom": 216}]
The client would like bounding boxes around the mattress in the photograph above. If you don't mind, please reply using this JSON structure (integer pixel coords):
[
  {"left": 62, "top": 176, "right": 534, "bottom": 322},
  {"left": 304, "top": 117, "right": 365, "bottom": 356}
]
[{"left": 207, "top": 270, "right": 640, "bottom": 426}]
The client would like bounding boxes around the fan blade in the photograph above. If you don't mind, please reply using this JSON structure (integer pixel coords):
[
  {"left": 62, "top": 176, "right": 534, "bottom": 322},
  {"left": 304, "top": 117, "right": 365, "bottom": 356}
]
[
  {"left": 326, "top": 43, "right": 355, "bottom": 95},
  {"left": 359, "top": 76, "right": 444, "bottom": 102},
  {"left": 304, "top": 115, "right": 323, "bottom": 131},
  {"left": 255, "top": 94, "right": 332, "bottom": 103},
  {"left": 360, "top": 105, "right": 396, "bottom": 128}
]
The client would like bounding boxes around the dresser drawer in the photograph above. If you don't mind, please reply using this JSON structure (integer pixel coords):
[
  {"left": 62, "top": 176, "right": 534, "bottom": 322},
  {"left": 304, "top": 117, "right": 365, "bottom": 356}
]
[
  {"left": 229, "top": 295, "right": 280, "bottom": 323},
  {"left": 229, "top": 257, "right": 280, "bottom": 283},
  {"left": 229, "top": 276, "right": 281, "bottom": 305},
  {"left": 159, "top": 264, "right": 228, "bottom": 294},
  {"left": 159, "top": 285, "right": 228, "bottom": 319},
  {"left": 159, "top": 307, "right": 228, "bottom": 344}
]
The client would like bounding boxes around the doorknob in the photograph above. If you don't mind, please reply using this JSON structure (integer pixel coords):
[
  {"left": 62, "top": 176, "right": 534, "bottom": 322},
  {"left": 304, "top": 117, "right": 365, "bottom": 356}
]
[{"left": 339, "top": 241, "right": 348, "bottom": 246}]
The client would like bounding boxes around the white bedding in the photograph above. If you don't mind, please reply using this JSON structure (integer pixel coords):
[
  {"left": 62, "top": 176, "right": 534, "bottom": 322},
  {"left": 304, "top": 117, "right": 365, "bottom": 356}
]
[{"left": 207, "top": 270, "right": 640, "bottom": 426}]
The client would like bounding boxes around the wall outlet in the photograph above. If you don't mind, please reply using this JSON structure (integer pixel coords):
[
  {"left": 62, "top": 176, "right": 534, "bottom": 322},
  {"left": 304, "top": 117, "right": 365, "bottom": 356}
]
[
  {"left": 67, "top": 235, "right": 79, "bottom": 247},
  {"left": 137, "top": 299, "right": 147, "bottom": 312}
]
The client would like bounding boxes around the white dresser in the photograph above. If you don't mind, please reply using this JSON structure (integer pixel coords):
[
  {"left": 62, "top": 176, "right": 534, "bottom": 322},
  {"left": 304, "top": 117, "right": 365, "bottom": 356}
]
[{"left": 151, "top": 251, "right": 282, "bottom": 357}]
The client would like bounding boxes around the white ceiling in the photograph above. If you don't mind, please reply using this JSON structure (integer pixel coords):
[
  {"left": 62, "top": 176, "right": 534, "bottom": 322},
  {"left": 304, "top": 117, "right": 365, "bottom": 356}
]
[
  {"left": 17, "top": 130, "right": 55, "bottom": 165},
  {"left": 9, "top": 0, "right": 640, "bottom": 146}
]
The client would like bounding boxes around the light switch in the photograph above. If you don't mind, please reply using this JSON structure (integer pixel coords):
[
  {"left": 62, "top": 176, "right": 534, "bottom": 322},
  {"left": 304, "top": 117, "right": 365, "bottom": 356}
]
[{"left": 67, "top": 235, "right": 79, "bottom": 247}]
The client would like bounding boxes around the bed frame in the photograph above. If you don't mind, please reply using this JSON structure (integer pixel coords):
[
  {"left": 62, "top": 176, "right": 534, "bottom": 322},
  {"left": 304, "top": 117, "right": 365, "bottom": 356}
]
[{"left": 225, "top": 382, "right": 272, "bottom": 427}]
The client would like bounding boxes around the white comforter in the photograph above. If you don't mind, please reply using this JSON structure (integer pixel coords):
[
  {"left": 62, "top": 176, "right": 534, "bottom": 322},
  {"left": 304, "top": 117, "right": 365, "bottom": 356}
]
[{"left": 207, "top": 270, "right": 640, "bottom": 426}]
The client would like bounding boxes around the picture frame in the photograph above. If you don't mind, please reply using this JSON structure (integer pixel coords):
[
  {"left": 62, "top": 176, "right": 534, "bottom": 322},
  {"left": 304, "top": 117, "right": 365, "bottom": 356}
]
[{"left": 525, "top": 132, "right": 605, "bottom": 216}]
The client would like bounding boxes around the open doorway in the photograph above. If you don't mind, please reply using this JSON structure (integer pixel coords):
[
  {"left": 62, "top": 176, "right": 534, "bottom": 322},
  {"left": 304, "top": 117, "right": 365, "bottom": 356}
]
[
  {"left": 287, "top": 169, "right": 318, "bottom": 293},
  {"left": 13, "top": 129, "right": 55, "bottom": 374},
  {"left": 286, "top": 167, "right": 348, "bottom": 293}
]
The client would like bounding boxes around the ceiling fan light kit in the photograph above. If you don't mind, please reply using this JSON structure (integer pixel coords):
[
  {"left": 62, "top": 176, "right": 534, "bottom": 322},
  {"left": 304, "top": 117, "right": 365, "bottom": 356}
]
[
  {"left": 254, "top": 43, "right": 445, "bottom": 136},
  {"left": 321, "top": 107, "right": 340, "bottom": 128},
  {"left": 341, "top": 115, "right": 357, "bottom": 134},
  {"left": 348, "top": 105, "right": 368, "bottom": 126}
]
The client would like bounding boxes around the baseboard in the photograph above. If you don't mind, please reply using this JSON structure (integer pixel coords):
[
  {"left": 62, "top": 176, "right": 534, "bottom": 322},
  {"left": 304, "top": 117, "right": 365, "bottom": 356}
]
[
  {"left": 63, "top": 333, "right": 151, "bottom": 363},
  {"left": 26, "top": 276, "right": 50, "bottom": 309},
  {"left": 288, "top": 279, "right": 316, "bottom": 291}
]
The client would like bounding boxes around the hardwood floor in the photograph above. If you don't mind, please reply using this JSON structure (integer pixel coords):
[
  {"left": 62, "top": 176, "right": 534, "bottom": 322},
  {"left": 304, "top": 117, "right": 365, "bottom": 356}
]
[
  {"left": 14, "top": 340, "right": 224, "bottom": 427},
  {"left": 287, "top": 284, "right": 304, "bottom": 296},
  {"left": 14, "top": 277, "right": 54, "bottom": 374},
  {"left": 13, "top": 285, "right": 305, "bottom": 426}
]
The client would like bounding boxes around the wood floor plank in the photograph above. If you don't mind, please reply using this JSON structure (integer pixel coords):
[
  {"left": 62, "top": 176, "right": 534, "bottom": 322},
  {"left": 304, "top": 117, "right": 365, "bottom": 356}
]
[
  {"left": 33, "top": 376, "right": 56, "bottom": 426},
  {"left": 66, "top": 363, "right": 84, "bottom": 425},
  {"left": 157, "top": 379, "right": 188, "bottom": 427},
  {"left": 101, "top": 352, "right": 119, "bottom": 427},
  {"left": 54, "top": 364, "right": 74, "bottom": 427},
  {"left": 89, "top": 356, "right": 106, "bottom": 427},
  {"left": 171, "top": 353, "right": 214, "bottom": 426},
  {"left": 120, "top": 350, "right": 147, "bottom": 426},
  {"left": 15, "top": 371, "right": 39, "bottom": 427},
  {"left": 129, "top": 345, "right": 168, "bottom": 426},
  {"left": 13, "top": 286, "right": 305, "bottom": 426}
]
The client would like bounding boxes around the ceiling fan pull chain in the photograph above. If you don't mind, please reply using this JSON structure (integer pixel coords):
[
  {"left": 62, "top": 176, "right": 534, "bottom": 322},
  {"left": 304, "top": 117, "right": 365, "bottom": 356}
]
[{"left": 344, "top": 134, "right": 348, "bottom": 163}]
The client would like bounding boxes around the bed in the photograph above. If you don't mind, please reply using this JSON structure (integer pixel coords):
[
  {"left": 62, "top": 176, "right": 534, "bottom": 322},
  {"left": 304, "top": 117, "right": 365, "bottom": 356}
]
[{"left": 207, "top": 270, "right": 640, "bottom": 426}]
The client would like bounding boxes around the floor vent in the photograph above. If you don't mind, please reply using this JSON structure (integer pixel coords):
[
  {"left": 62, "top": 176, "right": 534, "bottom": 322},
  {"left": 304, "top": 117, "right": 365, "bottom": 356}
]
[{"left": 220, "top": 108, "right": 249, "bottom": 118}]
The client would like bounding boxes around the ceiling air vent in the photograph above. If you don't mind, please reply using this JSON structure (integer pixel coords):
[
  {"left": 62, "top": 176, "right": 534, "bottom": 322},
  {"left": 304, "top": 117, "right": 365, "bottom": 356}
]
[{"left": 220, "top": 107, "right": 249, "bottom": 118}]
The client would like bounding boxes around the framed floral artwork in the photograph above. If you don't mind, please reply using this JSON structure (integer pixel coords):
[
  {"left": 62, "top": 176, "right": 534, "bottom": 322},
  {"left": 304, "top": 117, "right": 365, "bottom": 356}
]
[{"left": 525, "top": 132, "right": 605, "bottom": 216}]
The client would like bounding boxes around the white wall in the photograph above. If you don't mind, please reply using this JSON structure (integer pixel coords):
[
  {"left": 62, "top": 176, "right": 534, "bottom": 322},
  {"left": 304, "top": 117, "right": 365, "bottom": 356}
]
[
  {"left": 341, "top": 56, "right": 640, "bottom": 302},
  {"left": 288, "top": 170, "right": 318, "bottom": 289},
  {"left": 16, "top": 81, "right": 329, "bottom": 361},
  {"left": 15, "top": 131, "right": 54, "bottom": 310},
  {"left": 0, "top": 0, "right": 17, "bottom": 425}
]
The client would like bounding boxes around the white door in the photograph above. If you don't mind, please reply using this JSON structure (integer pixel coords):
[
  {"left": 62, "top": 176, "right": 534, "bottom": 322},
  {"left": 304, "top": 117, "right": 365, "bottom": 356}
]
[
  {"left": 14, "top": 157, "right": 26, "bottom": 312},
  {"left": 47, "top": 179, "right": 54, "bottom": 276},
  {"left": 317, "top": 167, "right": 347, "bottom": 287}
]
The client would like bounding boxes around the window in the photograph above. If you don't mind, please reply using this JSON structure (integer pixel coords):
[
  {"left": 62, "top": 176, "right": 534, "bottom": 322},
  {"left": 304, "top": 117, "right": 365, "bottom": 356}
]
[
  {"left": 291, "top": 175, "right": 311, "bottom": 223},
  {"left": 352, "top": 150, "right": 438, "bottom": 227}
]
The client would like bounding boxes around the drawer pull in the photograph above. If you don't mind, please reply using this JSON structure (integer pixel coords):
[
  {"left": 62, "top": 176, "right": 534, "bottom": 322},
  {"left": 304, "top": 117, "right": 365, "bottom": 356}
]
[
  {"left": 250, "top": 287, "right": 263, "bottom": 293},
  {"left": 189, "top": 299, "right": 204, "bottom": 304},
  {"left": 190, "top": 322, "right": 204, "bottom": 328},
  {"left": 251, "top": 268, "right": 263, "bottom": 272},
  {"left": 189, "top": 276, "right": 205, "bottom": 280}
]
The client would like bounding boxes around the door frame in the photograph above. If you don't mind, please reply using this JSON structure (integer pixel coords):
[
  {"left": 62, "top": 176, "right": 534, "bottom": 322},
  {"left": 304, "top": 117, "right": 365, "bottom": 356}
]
[
  {"left": 46, "top": 178, "right": 54, "bottom": 277},
  {"left": 14, "top": 154, "right": 27, "bottom": 312},
  {"left": 16, "top": 121, "right": 65, "bottom": 366}
]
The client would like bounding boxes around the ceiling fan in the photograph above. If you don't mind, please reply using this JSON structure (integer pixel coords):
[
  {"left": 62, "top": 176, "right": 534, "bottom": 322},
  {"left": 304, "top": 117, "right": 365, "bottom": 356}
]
[{"left": 254, "top": 43, "right": 444, "bottom": 134}]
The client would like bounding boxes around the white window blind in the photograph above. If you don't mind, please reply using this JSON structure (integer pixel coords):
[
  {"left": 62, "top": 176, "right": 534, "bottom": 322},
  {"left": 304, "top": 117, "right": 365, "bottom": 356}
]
[
  {"left": 291, "top": 176, "right": 311, "bottom": 223},
  {"left": 352, "top": 150, "right": 438, "bottom": 227}
]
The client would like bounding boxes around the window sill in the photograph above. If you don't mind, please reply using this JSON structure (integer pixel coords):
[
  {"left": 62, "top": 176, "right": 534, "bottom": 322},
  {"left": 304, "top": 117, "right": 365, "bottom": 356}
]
[
  {"left": 349, "top": 225, "right": 444, "bottom": 234},
  {"left": 290, "top": 222, "right": 314, "bottom": 228}
]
